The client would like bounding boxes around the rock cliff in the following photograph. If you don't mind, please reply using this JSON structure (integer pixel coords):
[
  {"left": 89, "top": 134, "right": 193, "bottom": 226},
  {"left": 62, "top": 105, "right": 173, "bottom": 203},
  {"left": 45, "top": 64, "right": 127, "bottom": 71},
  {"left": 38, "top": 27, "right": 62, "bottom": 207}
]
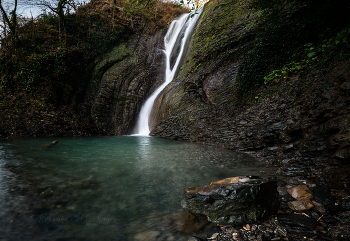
[
  {"left": 87, "top": 28, "right": 166, "bottom": 135},
  {"left": 150, "top": 0, "right": 350, "bottom": 186}
]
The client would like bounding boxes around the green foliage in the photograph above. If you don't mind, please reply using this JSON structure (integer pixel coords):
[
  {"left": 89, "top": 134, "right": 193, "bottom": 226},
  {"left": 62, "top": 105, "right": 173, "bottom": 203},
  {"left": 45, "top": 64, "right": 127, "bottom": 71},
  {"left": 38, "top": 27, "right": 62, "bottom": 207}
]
[
  {"left": 236, "top": 0, "right": 350, "bottom": 93},
  {"left": 316, "top": 26, "right": 350, "bottom": 66},
  {"left": 126, "top": 0, "right": 157, "bottom": 14},
  {"left": 264, "top": 62, "right": 303, "bottom": 84},
  {"left": 260, "top": 23, "right": 350, "bottom": 85},
  {"left": 0, "top": 49, "right": 78, "bottom": 95},
  {"left": 263, "top": 42, "right": 320, "bottom": 84},
  {"left": 39, "top": 12, "right": 59, "bottom": 25},
  {"left": 237, "top": 19, "right": 308, "bottom": 92}
]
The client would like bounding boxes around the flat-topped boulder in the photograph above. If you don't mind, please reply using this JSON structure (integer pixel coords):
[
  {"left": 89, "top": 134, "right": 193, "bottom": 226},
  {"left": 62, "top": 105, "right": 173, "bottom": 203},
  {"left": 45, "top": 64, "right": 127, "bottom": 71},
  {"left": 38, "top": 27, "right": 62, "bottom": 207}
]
[{"left": 181, "top": 176, "right": 279, "bottom": 225}]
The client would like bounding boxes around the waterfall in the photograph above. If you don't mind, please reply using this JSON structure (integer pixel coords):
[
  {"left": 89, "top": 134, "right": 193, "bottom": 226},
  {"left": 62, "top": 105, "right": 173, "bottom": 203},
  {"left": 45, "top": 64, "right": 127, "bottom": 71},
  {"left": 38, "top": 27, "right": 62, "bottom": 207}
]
[{"left": 134, "top": 8, "right": 203, "bottom": 136}]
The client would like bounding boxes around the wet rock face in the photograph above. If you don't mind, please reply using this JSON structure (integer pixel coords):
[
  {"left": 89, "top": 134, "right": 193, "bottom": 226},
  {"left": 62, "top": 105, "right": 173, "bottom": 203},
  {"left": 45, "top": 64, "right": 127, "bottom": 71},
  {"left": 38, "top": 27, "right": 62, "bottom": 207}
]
[
  {"left": 87, "top": 29, "right": 166, "bottom": 135},
  {"left": 181, "top": 178, "right": 279, "bottom": 225}
]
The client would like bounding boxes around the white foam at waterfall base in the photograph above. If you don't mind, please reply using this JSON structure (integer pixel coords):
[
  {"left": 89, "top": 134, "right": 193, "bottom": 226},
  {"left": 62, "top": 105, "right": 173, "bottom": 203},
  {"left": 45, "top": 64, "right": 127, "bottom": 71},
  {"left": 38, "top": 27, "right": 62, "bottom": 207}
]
[{"left": 134, "top": 8, "right": 203, "bottom": 136}]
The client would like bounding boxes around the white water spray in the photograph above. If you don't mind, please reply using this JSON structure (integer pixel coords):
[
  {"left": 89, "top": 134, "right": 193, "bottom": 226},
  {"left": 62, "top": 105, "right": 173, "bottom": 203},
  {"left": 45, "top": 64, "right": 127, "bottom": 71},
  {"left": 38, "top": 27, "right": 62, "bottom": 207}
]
[{"left": 134, "top": 9, "right": 203, "bottom": 136}]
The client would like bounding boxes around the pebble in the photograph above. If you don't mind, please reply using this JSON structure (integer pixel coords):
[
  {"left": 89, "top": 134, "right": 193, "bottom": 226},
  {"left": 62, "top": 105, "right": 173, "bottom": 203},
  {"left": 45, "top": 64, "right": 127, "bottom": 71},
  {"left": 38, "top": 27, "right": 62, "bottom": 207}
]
[
  {"left": 258, "top": 225, "right": 265, "bottom": 231},
  {"left": 288, "top": 199, "right": 314, "bottom": 211},
  {"left": 66, "top": 205, "right": 77, "bottom": 210},
  {"left": 243, "top": 224, "right": 251, "bottom": 231},
  {"left": 232, "top": 232, "right": 241, "bottom": 240},
  {"left": 313, "top": 203, "right": 326, "bottom": 214},
  {"left": 287, "top": 185, "right": 313, "bottom": 200},
  {"left": 209, "top": 233, "right": 219, "bottom": 239},
  {"left": 251, "top": 225, "right": 257, "bottom": 231}
]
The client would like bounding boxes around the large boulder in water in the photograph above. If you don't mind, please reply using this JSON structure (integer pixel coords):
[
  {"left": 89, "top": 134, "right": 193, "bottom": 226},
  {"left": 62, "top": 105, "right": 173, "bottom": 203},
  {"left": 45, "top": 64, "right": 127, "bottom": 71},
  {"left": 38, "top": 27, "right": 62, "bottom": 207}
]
[{"left": 181, "top": 177, "right": 279, "bottom": 225}]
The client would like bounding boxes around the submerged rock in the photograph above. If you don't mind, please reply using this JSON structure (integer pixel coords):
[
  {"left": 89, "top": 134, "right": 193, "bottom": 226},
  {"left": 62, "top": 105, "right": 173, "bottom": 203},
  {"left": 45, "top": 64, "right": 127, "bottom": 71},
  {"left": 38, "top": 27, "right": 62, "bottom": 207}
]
[
  {"left": 181, "top": 177, "right": 279, "bottom": 225},
  {"left": 162, "top": 211, "right": 209, "bottom": 234}
]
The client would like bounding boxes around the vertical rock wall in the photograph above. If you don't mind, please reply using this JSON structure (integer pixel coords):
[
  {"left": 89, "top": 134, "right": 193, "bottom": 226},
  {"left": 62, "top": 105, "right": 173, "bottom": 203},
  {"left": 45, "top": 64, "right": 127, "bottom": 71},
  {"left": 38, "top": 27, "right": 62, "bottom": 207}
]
[
  {"left": 87, "top": 28, "right": 166, "bottom": 135},
  {"left": 151, "top": 0, "right": 254, "bottom": 138}
]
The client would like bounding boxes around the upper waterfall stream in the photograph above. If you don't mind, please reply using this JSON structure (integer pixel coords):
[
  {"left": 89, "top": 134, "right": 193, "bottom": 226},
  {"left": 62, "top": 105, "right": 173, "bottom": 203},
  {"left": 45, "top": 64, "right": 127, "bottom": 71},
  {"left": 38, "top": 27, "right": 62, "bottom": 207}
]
[{"left": 134, "top": 9, "right": 203, "bottom": 135}]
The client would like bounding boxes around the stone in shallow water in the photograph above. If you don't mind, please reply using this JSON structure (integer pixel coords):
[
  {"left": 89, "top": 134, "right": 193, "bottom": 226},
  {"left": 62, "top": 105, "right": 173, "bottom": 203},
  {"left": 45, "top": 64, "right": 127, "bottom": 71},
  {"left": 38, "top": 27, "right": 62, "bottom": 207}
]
[
  {"left": 162, "top": 211, "right": 209, "bottom": 234},
  {"left": 181, "top": 178, "right": 279, "bottom": 225},
  {"left": 175, "top": 212, "right": 209, "bottom": 234}
]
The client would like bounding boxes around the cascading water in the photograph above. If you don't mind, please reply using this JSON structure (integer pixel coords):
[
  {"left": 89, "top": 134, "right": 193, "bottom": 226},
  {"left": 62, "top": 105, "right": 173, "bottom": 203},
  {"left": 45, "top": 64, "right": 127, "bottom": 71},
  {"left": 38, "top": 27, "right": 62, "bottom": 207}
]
[{"left": 134, "top": 8, "right": 203, "bottom": 136}]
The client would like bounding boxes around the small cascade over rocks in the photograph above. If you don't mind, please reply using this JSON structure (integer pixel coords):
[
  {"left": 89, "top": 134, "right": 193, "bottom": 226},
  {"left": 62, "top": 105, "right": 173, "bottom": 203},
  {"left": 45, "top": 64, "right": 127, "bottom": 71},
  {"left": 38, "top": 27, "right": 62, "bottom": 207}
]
[{"left": 134, "top": 9, "right": 203, "bottom": 136}]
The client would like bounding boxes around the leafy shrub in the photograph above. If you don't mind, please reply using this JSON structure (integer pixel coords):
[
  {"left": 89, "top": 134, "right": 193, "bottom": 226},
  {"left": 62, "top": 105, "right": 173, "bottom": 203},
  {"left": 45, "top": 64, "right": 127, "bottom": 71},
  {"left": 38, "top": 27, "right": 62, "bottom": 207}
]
[
  {"left": 237, "top": 20, "right": 309, "bottom": 92},
  {"left": 236, "top": 0, "right": 350, "bottom": 93},
  {"left": 263, "top": 62, "right": 303, "bottom": 84}
]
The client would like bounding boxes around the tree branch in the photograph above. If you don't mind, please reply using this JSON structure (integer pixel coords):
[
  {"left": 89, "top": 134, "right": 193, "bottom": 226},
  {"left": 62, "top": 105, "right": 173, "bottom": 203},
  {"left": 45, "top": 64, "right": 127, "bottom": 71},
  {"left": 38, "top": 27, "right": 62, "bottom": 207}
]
[{"left": 0, "top": 0, "right": 11, "bottom": 27}]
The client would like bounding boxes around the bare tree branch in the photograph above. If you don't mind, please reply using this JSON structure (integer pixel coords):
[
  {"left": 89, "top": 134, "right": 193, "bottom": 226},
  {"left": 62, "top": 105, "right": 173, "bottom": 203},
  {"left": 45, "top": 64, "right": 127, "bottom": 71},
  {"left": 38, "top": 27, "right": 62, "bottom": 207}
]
[
  {"left": 0, "top": 0, "right": 18, "bottom": 44},
  {"left": 29, "top": 0, "right": 75, "bottom": 16},
  {"left": 0, "top": 0, "right": 12, "bottom": 28}
]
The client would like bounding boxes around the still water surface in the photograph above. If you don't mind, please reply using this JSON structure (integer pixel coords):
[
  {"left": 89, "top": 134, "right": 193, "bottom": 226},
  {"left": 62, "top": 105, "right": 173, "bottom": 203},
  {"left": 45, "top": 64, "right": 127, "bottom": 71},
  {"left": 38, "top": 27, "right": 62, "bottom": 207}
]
[{"left": 0, "top": 136, "right": 276, "bottom": 240}]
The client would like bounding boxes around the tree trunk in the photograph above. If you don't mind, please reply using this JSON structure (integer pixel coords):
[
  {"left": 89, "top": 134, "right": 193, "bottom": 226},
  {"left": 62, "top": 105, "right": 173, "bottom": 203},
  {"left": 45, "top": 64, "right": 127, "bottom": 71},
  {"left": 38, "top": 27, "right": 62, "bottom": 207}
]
[{"left": 0, "top": 0, "right": 18, "bottom": 47}]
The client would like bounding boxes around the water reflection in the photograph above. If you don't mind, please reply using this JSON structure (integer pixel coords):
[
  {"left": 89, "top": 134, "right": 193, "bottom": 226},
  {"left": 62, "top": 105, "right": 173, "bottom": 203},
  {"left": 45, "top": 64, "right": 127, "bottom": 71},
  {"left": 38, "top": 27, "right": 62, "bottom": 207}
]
[{"left": 135, "top": 135, "right": 152, "bottom": 164}]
